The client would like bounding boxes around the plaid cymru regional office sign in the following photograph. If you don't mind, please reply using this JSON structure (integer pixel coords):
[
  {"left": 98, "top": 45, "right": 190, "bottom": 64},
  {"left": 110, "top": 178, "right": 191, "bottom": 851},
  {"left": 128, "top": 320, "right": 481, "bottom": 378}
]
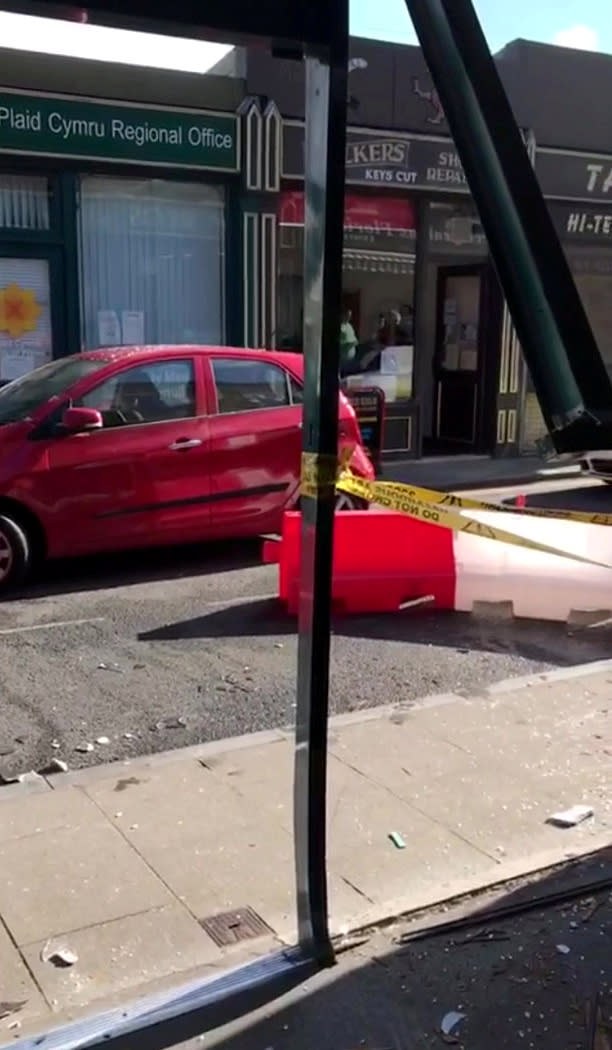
[{"left": 0, "top": 90, "right": 239, "bottom": 171}]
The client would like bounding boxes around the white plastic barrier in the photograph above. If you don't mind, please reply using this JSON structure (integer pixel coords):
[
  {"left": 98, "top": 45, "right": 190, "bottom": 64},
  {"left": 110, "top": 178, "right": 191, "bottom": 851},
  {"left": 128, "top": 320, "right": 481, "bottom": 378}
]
[{"left": 454, "top": 510, "right": 612, "bottom": 622}]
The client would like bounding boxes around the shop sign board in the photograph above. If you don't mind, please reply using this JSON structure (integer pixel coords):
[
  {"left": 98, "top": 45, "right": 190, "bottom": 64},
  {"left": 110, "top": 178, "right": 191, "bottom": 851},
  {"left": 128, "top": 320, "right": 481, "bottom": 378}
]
[
  {"left": 345, "top": 385, "right": 385, "bottom": 471},
  {"left": 548, "top": 202, "right": 612, "bottom": 241},
  {"left": 282, "top": 122, "right": 468, "bottom": 192},
  {"left": 279, "top": 190, "right": 416, "bottom": 230},
  {"left": 537, "top": 149, "right": 612, "bottom": 202},
  {"left": 279, "top": 190, "right": 417, "bottom": 254},
  {"left": 0, "top": 90, "right": 239, "bottom": 171}
]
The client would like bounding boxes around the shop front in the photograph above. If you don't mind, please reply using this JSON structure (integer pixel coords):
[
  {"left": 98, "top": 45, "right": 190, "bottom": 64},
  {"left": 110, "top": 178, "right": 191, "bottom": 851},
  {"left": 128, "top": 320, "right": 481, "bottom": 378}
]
[
  {"left": 0, "top": 83, "right": 240, "bottom": 381},
  {"left": 518, "top": 149, "right": 612, "bottom": 452},
  {"left": 277, "top": 120, "right": 503, "bottom": 457}
]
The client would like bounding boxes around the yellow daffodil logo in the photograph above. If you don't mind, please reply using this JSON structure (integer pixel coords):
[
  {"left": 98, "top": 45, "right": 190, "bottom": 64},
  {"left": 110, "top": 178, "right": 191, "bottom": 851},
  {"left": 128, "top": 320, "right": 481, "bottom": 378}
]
[{"left": 0, "top": 283, "right": 42, "bottom": 339}]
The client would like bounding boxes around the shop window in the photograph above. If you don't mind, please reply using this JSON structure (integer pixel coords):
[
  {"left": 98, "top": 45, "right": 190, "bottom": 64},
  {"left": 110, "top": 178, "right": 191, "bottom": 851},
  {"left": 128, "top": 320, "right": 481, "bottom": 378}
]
[
  {"left": 77, "top": 359, "right": 196, "bottom": 427},
  {"left": 277, "top": 192, "right": 416, "bottom": 405},
  {"left": 0, "top": 174, "right": 50, "bottom": 230},
  {"left": 212, "top": 357, "right": 293, "bottom": 413},
  {"left": 78, "top": 176, "right": 225, "bottom": 350},
  {"left": 566, "top": 247, "right": 612, "bottom": 379}
]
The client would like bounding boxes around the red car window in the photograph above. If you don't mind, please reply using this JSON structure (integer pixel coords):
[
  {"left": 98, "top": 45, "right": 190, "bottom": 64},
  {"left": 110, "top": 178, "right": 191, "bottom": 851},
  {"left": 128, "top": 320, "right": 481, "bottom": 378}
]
[
  {"left": 77, "top": 359, "right": 196, "bottom": 427},
  {"left": 211, "top": 357, "right": 294, "bottom": 414}
]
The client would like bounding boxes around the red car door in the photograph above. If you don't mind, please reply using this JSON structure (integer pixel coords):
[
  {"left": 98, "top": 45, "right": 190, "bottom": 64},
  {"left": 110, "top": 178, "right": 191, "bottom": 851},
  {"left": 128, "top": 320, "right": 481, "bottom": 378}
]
[
  {"left": 204, "top": 354, "right": 302, "bottom": 535},
  {"left": 40, "top": 355, "right": 211, "bottom": 558}
]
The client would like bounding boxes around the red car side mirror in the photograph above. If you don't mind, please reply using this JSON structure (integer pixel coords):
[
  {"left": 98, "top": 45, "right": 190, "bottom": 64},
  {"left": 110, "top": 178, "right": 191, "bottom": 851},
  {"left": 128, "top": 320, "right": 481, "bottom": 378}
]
[{"left": 62, "top": 406, "right": 103, "bottom": 433}]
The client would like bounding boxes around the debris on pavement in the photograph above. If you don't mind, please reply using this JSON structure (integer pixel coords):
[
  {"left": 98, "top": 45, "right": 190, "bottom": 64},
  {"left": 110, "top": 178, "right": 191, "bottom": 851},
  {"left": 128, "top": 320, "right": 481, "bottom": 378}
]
[
  {"left": 39, "top": 758, "right": 69, "bottom": 775},
  {"left": 114, "top": 776, "right": 143, "bottom": 792},
  {"left": 75, "top": 742, "right": 94, "bottom": 753},
  {"left": 441, "top": 1011, "right": 466, "bottom": 1038},
  {"left": 16, "top": 771, "right": 45, "bottom": 785},
  {"left": 556, "top": 944, "right": 571, "bottom": 954},
  {"left": 97, "top": 662, "right": 123, "bottom": 673},
  {"left": 547, "top": 804, "right": 594, "bottom": 828},
  {"left": 0, "top": 1002, "right": 26, "bottom": 1022},
  {"left": 96, "top": 736, "right": 110, "bottom": 745},
  {"left": 459, "top": 927, "right": 510, "bottom": 944},
  {"left": 40, "top": 942, "right": 78, "bottom": 967},
  {"left": 388, "top": 831, "right": 406, "bottom": 849},
  {"left": 581, "top": 897, "right": 604, "bottom": 923}
]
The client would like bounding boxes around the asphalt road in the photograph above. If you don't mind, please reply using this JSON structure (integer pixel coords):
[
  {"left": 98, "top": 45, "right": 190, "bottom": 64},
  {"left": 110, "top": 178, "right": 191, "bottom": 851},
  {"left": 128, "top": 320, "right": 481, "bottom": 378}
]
[{"left": 1, "top": 476, "right": 612, "bottom": 782}]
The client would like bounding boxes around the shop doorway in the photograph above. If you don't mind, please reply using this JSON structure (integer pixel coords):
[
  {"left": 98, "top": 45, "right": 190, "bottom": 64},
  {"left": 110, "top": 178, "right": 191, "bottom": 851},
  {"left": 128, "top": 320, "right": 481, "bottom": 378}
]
[
  {"left": 431, "top": 263, "right": 495, "bottom": 452},
  {"left": 0, "top": 245, "right": 66, "bottom": 384}
]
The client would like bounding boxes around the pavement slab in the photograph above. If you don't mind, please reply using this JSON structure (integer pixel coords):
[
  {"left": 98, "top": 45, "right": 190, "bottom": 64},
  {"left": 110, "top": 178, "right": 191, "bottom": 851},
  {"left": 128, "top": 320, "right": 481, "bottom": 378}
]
[
  {"left": 21, "top": 904, "right": 222, "bottom": 1013},
  {"left": 0, "top": 818, "right": 174, "bottom": 945},
  {"left": 0, "top": 922, "right": 48, "bottom": 1032}
]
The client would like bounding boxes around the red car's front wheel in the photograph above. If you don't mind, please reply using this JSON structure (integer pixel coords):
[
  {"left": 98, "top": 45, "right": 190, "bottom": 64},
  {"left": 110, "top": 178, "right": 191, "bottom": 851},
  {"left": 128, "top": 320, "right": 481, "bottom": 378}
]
[{"left": 0, "top": 515, "right": 31, "bottom": 594}]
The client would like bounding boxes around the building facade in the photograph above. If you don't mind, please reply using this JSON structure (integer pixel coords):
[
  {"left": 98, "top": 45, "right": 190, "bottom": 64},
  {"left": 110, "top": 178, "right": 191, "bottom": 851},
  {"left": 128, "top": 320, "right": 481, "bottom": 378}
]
[
  {"left": 0, "top": 47, "right": 246, "bottom": 382},
  {"left": 224, "top": 37, "right": 612, "bottom": 459},
  {"left": 2, "top": 38, "right": 612, "bottom": 460}
]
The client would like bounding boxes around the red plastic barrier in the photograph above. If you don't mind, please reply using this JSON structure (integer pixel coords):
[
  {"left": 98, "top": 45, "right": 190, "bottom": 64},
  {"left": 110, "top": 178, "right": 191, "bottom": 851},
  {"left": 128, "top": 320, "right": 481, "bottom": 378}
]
[{"left": 265, "top": 510, "right": 457, "bottom": 615}]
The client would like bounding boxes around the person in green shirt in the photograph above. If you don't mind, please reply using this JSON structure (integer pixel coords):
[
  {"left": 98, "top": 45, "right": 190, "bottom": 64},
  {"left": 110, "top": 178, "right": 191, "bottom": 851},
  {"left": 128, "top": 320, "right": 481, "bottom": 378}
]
[{"left": 340, "top": 308, "right": 358, "bottom": 368}]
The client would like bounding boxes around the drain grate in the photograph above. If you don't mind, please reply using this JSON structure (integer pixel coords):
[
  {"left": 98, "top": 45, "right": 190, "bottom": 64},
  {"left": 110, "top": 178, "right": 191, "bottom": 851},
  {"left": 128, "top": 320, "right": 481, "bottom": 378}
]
[{"left": 199, "top": 906, "right": 272, "bottom": 947}]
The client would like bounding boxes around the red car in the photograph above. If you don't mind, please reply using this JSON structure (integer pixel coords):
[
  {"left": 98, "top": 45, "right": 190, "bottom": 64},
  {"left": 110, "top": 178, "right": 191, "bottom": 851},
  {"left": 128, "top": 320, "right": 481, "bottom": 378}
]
[{"left": 0, "top": 345, "right": 374, "bottom": 592}]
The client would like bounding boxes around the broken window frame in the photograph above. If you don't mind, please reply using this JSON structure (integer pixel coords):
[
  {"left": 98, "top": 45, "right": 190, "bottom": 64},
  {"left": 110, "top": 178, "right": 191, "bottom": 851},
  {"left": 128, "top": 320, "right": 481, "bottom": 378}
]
[{"left": 5, "top": 2, "right": 609, "bottom": 1050}]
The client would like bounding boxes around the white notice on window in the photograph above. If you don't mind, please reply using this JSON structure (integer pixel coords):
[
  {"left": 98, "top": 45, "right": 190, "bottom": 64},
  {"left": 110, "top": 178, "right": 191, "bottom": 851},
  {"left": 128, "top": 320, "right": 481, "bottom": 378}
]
[
  {"left": 97, "top": 310, "right": 121, "bottom": 347},
  {"left": 121, "top": 311, "right": 145, "bottom": 345}
]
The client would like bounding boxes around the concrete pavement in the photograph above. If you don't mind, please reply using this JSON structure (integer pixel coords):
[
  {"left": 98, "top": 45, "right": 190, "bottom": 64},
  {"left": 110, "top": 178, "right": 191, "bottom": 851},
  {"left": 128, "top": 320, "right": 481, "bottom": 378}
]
[{"left": 3, "top": 660, "right": 612, "bottom": 1041}]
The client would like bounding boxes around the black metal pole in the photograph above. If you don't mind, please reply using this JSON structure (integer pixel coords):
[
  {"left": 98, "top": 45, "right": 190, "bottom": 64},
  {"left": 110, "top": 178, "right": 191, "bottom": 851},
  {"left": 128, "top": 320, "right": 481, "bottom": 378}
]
[
  {"left": 293, "top": 18, "right": 348, "bottom": 959},
  {"left": 405, "top": 0, "right": 612, "bottom": 451}
]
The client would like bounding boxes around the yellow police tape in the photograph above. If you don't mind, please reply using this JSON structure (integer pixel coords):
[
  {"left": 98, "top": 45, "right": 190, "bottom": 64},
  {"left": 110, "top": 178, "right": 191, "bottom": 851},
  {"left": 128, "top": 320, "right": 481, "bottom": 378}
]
[
  {"left": 300, "top": 452, "right": 340, "bottom": 500},
  {"left": 335, "top": 472, "right": 612, "bottom": 571},
  {"left": 361, "top": 477, "right": 612, "bottom": 528}
]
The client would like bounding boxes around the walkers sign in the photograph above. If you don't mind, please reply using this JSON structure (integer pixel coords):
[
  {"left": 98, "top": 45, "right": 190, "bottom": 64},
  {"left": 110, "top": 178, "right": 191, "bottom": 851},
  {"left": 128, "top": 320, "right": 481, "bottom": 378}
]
[{"left": 0, "top": 90, "right": 239, "bottom": 171}]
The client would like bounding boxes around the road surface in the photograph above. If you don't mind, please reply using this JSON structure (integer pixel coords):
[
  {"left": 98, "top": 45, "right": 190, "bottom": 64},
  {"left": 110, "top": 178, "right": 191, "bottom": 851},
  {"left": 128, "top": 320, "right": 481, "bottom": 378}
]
[{"left": 1, "top": 477, "right": 612, "bottom": 782}]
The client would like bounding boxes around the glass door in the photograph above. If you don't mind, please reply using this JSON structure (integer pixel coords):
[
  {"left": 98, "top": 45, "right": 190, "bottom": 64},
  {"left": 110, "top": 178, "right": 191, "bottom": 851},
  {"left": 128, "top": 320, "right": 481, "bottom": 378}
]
[{"left": 433, "top": 264, "right": 484, "bottom": 449}]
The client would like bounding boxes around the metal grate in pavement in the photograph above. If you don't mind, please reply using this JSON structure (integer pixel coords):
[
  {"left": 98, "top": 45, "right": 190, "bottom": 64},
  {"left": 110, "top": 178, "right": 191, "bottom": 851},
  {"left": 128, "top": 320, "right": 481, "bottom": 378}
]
[{"left": 199, "top": 906, "right": 272, "bottom": 947}]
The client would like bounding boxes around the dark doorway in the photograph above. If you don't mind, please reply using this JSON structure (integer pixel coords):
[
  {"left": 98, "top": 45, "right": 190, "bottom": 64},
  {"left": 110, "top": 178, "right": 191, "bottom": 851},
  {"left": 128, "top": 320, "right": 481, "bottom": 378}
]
[{"left": 430, "top": 263, "right": 497, "bottom": 453}]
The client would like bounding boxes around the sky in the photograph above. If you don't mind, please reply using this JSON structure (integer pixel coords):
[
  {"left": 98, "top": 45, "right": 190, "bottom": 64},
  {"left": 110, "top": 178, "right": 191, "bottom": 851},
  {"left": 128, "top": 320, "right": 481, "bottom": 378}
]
[
  {"left": 353, "top": 0, "right": 611, "bottom": 55},
  {"left": 0, "top": 0, "right": 608, "bottom": 73}
]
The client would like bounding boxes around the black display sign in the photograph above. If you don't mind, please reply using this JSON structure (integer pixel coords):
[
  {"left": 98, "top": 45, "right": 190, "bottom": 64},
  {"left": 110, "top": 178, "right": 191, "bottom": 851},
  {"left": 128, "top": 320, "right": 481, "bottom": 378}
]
[
  {"left": 282, "top": 122, "right": 469, "bottom": 192},
  {"left": 536, "top": 149, "right": 612, "bottom": 202},
  {"left": 549, "top": 202, "right": 612, "bottom": 242},
  {"left": 346, "top": 386, "right": 385, "bottom": 471}
]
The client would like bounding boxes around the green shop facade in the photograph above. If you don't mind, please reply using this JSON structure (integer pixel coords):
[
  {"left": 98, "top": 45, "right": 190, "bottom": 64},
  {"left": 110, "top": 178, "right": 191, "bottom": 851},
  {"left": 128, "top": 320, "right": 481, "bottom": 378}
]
[{"left": 0, "top": 46, "right": 274, "bottom": 379}]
